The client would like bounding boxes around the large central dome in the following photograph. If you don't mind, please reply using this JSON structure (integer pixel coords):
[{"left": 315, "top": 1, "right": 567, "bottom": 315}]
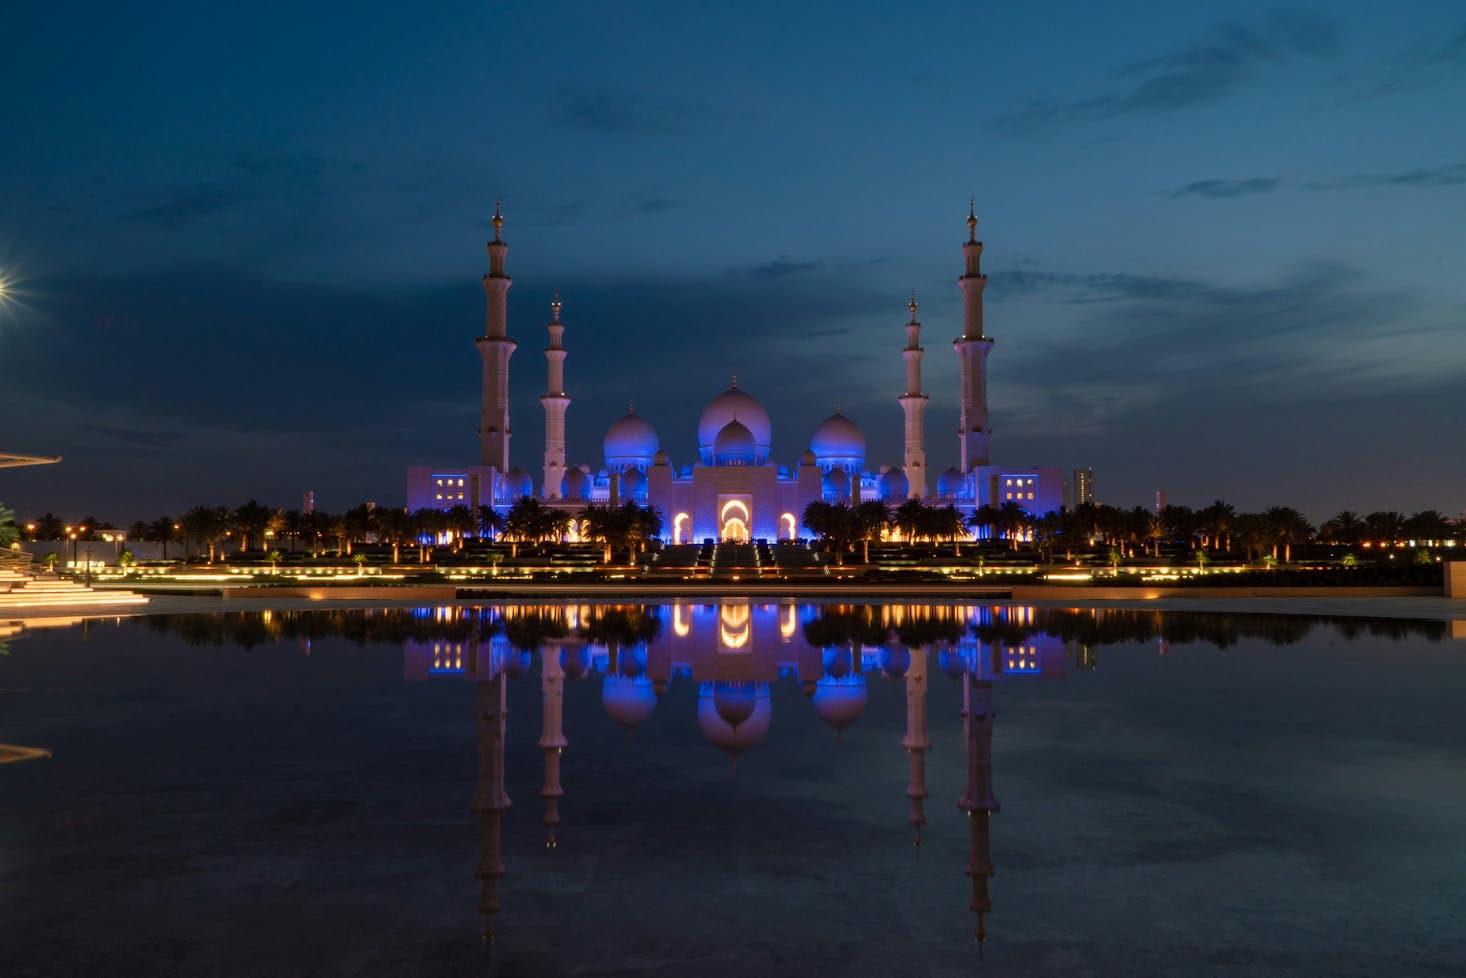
[{"left": 698, "top": 382, "right": 771, "bottom": 465}]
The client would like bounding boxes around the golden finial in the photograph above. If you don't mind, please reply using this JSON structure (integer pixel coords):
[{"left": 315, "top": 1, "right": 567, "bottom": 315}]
[
  {"left": 628, "top": 399, "right": 635, "bottom": 415},
  {"left": 731, "top": 372, "right": 737, "bottom": 389},
  {"left": 967, "top": 197, "right": 978, "bottom": 242},
  {"left": 909, "top": 289, "right": 919, "bottom": 317},
  {"left": 492, "top": 197, "right": 503, "bottom": 240},
  {"left": 550, "top": 290, "right": 561, "bottom": 320}
]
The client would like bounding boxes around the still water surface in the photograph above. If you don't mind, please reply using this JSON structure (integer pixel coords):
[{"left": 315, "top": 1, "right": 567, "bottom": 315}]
[{"left": 1, "top": 603, "right": 1463, "bottom": 976}]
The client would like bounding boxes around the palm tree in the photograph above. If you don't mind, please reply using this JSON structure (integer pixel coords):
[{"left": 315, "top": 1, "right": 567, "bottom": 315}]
[
  {"left": 1320, "top": 510, "right": 1363, "bottom": 545},
  {"left": 376, "top": 508, "right": 411, "bottom": 564},
  {"left": 445, "top": 505, "right": 476, "bottom": 550},
  {"left": 1402, "top": 509, "right": 1451, "bottom": 543},
  {"left": 995, "top": 501, "right": 1030, "bottom": 551},
  {"left": 232, "top": 499, "right": 276, "bottom": 552},
  {"left": 1032, "top": 511, "right": 1064, "bottom": 564},
  {"left": 182, "top": 505, "right": 229, "bottom": 562},
  {"left": 801, "top": 500, "right": 855, "bottom": 564},
  {"left": 1264, "top": 506, "right": 1312, "bottom": 564},
  {"left": 853, "top": 500, "right": 890, "bottom": 562},
  {"left": 343, "top": 503, "right": 378, "bottom": 553},
  {"left": 1199, "top": 499, "right": 1236, "bottom": 552},
  {"left": 477, "top": 505, "right": 505, "bottom": 541},
  {"left": 1364, "top": 511, "right": 1405, "bottom": 545},
  {"left": 148, "top": 516, "right": 179, "bottom": 560},
  {"left": 892, "top": 499, "right": 928, "bottom": 543},
  {"left": 964, "top": 504, "right": 998, "bottom": 543}
]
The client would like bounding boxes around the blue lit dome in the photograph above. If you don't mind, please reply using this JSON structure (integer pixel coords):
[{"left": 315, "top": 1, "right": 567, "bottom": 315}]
[
  {"left": 712, "top": 419, "right": 758, "bottom": 466},
  {"left": 810, "top": 411, "right": 866, "bottom": 468},
  {"left": 602, "top": 674, "right": 657, "bottom": 730},
  {"left": 698, "top": 384, "right": 771, "bottom": 465},
  {"left": 879, "top": 644, "right": 911, "bottom": 679},
  {"left": 697, "top": 681, "right": 772, "bottom": 757},
  {"left": 937, "top": 466, "right": 965, "bottom": 498},
  {"left": 712, "top": 681, "right": 759, "bottom": 726},
  {"left": 821, "top": 467, "right": 849, "bottom": 500},
  {"left": 877, "top": 467, "right": 909, "bottom": 501},
  {"left": 619, "top": 467, "right": 647, "bottom": 501},
  {"left": 504, "top": 467, "right": 533, "bottom": 498},
  {"left": 939, "top": 648, "right": 970, "bottom": 679},
  {"left": 812, "top": 675, "right": 868, "bottom": 732},
  {"left": 603, "top": 411, "right": 659, "bottom": 470},
  {"left": 562, "top": 467, "right": 592, "bottom": 501}
]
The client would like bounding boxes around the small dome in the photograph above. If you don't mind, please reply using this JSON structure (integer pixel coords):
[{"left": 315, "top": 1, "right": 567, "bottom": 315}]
[
  {"left": 697, "top": 682, "right": 772, "bottom": 758},
  {"left": 504, "top": 467, "right": 533, "bottom": 498},
  {"left": 821, "top": 646, "right": 853, "bottom": 679},
  {"left": 799, "top": 449, "right": 817, "bottom": 466},
  {"left": 937, "top": 466, "right": 965, "bottom": 498},
  {"left": 620, "top": 468, "right": 647, "bottom": 501},
  {"left": 879, "top": 645, "right": 911, "bottom": 679},
  {"left": 713, "top": 419, "right": 758, "bottom": 466},
  {"left": 602, "top": 675, "right": 657, "bottom": 730},
  {"left": 699, "top": 385, "right": 771, "bottom": 465},
  {"left": 810, "top": 411, "right": 866, "bottom": 467},
  {"left": 812, "top": 675, "right": 868, "bottom": 731},
  {"left": 878, "top": 467, "right": 909, "bottom": 501},
  {"left": 712, "top": 681, "right": 758, "bottom": 726},
  {"left": 652, "top": 450, "right": 670, "bottom": 467},
  {"left": 604, "top": 412, "right": 659, "bottom": 468},
  {"left": 562, "top": 468, "right": 592, "bottom": 500},
  {"left": 822, "top": 467, "right": 850, "bottom": 500},
  {"left": 939, "top": 648, "right": 970, "bottom": 679}
]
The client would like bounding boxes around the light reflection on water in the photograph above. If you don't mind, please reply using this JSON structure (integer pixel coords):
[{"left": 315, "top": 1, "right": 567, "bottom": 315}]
[{"left": 1, "top": 603, "right": 1460, "bottom": 975}]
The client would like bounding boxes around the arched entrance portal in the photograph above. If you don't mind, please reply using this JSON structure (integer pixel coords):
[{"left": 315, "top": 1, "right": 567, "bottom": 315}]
[
  {"left": 719, "top": 498, "right": 752, "bottom": 543},
  {"left": 721, "top": 518, "right": 750, "bottom": 543}
]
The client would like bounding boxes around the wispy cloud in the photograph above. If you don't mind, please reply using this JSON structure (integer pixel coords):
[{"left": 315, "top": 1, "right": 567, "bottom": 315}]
[
  {"left": 549, "top": 84, "right": 737, "bottom": 134},
  {"left": 1172, "top": 163, "right": 1466, "bottom": 198},
  {"left": 727, "top": 256, "right": 824, "bottom": 280},
  {"left": 993, "top": 10, "right": 1339, "bottom": 135},
  {"left": 79, "top": 424, "right": 187, "bottom": 448},
  {"left": 120, "top": 186, "right": 249, "bottom": 231},
  {"left": 1171, "top": 177, "right": 1280, "bottom": 199}
]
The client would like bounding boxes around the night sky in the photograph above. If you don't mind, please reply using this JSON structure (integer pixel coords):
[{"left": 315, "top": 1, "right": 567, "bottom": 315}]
[{"left": 2, "top": 1, "right": 1463, "bottom": 523}]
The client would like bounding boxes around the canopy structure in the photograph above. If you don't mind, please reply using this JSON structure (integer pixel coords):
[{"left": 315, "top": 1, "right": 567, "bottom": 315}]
[{"left": 0, "top": 451, "right": 60, "bottom": 469}]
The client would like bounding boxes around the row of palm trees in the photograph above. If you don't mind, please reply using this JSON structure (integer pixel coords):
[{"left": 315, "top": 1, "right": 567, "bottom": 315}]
[
  {"left": 17, "top": 496, "right": 1460, "bottom": 567},
  {"left": 19, "top": 497, "right": 665, "bottom": 566},
  {"left": 798, "top": 498, "right": 1462, "bottom": 565}
]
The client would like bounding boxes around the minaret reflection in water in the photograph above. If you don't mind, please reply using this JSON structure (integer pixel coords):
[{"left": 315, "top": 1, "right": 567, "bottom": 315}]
[{"left": 401, "top": 601, "right": 1071, "bottom": 949}]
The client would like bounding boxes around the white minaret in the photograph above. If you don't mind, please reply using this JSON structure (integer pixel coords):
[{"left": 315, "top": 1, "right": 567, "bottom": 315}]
[
  {"left": 477, "top": 200, "right": 517, "bottom": 480},
  {"left": 541, "top": 293, "right": 570, "bottom": 499},
  {"left": 953, "top": 198, "right": 994, "bottom": 473},
  {"left": 899, "top": 290, "right": 929, "bottom": 498}
]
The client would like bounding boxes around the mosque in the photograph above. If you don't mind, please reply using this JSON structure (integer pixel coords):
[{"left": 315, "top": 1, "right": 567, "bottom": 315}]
[{"left": 406, "top": 202, "right": 1073, "bottom": 541}]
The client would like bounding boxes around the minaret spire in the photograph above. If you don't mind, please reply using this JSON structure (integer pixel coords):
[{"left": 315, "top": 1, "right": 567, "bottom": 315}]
[
  {"left": 953, "top": 199, "right": 995, "bottom": 473},
  {"left": 478, "top": 200, "right": 518, "bottom": 481},
  {"left": 899, "top": 290, "right": 930, "bottom": 497},
  {"left": 541, "top": 291, "right": 570, "bottom": 499},
  {"left": 901, "top": 643, "right": 931, "bottom": 848},
  {"left": 959, "top": 671, "right": 999, "bottom": 952},
  {"left": 471, "top": 671, "right": 512, "bottom": 943}
]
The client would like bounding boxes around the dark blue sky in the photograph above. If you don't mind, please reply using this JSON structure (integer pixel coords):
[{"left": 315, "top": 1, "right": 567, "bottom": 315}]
[{"left": 2, "top": 1, "right": 1463, "bottom": 522}]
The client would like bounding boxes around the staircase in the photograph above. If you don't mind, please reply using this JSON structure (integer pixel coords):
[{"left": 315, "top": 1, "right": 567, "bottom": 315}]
[{"left": 0, "top": 569, "right": 149, "bottom": 610}]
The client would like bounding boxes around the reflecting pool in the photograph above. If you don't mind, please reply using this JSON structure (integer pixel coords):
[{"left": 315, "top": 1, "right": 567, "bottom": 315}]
[{"left": 2, "top": 603, "right": 1464, "bottom": 976}]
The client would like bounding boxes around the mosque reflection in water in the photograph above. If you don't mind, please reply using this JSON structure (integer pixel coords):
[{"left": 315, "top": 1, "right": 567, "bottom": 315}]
[
  {"left": 404, "top": 601, "right": 1059, "bottom": 949},
  {"left": 139, "top": 604, "right": 1450, "bottom": 951}
]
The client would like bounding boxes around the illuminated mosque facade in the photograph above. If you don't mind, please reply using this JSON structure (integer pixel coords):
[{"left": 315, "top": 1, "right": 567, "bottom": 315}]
[{"left": 406, "top": 202, "right": 1071, "bottom": 541}]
